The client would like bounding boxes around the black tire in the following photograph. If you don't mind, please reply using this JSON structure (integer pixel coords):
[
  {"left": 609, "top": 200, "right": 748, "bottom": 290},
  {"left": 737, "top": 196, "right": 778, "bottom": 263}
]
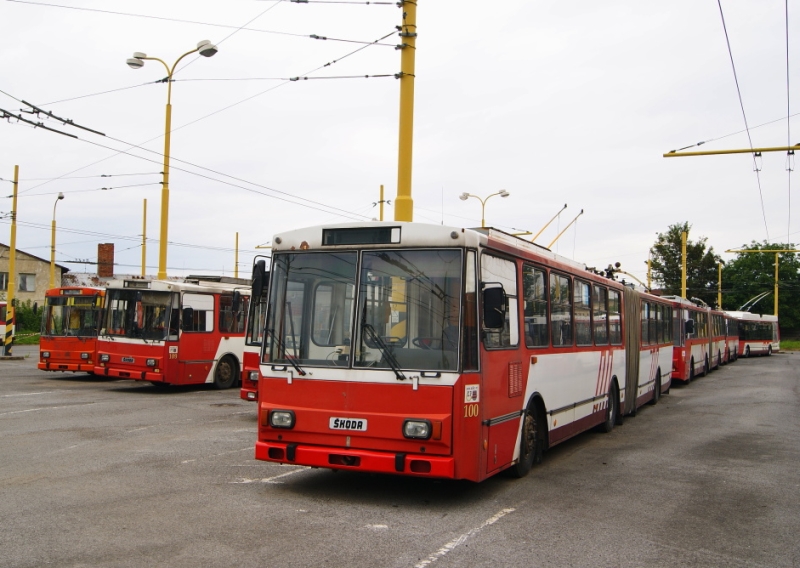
[
  {"left": 509, "top": 402, "right": 545, "bottom": 478},
  {"left": 767, "top": 345, "right": 773, "bottom": 356},
  {"left": 716, "top": 350, "right": 722, "bottom": 369},
  {"left": 150, "top": 381, "right": 170, "bottom": 388},
  {"left": 703, "top": 355, "right": 709, "bottom": 376},
  {"left": 688, "top": 358, "right": 695, "bottom": 383},
  {"left": 213, "top": 356, "right": 238, "bottom": 390},
  {"left": 745, "top": 345, "right": 751, "bottom": 358},
  {"left": 599, "top": 382, "right": 619, "bottom": 433},
  {"left": 649, "top": 373, "right": 661, "bottom": 405}
]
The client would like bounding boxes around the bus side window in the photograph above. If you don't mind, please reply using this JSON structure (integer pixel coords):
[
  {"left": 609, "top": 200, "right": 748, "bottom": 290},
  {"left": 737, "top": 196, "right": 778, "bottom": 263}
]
[
  {"left": 480, "top": 254, "right": 518, "bottom": 349},
  {"left": 550, "top": 273, "right": 572, "bottom": 347},
  {"left": 523, "top": 264, "right": 548, "bottom": 348}
]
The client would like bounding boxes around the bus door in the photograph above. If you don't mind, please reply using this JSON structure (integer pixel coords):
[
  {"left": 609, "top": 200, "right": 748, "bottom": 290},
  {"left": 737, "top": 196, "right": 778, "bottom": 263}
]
[
  {"left": 479, "top": 254, "right": 523, "bottom": 475},
  {"left": 179, "top": 293, "right": 217, "bottom": 383}
]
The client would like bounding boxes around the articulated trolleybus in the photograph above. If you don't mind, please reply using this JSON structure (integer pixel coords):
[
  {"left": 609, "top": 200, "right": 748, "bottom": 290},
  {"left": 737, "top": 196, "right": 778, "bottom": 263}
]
[
  {"left": 725, "top": 311, "right": 780, "bottom": 357},
  {"left": 39, "top": 286, "right": 105, "bottom": 374},
  {"left": 254, "top": 222, "right": 672, "bottom": 482},
  {"left": 95, "top": 276, "right": 250, "bottom": 388}
]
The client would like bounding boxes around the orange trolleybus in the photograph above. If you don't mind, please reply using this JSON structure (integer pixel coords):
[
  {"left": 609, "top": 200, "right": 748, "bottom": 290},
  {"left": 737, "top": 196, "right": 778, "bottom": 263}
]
[
  {"left": 94, "top": 276, "right": 250, "bottom": 388},
  {"left": 38, "top": 287, "right": 105, "bottom": 374},
  {"left": 254, "top": 222, "right": 673, "bottom": 482}
]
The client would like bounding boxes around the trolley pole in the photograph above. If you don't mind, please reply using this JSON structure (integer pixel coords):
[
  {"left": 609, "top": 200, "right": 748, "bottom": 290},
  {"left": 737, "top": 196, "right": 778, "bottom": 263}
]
[{"left": 394, "top": 0, "right": 417, "bottom": 223}]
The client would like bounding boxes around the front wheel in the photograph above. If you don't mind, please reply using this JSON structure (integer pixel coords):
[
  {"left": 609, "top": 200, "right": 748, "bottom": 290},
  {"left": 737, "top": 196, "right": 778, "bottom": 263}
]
[
  {"left": 599, "top": 382, "right": 619, "bottom": 433},
  {"left": 767, "top": 345, "right": 773, "bottom": 356},
  {"left": 213, "top": 356, "right": 238, "bottom": 390},
  {"left": 649, "top": 374, "right": 661, "bottom": 405},
  {"left": 509, "top": 403, "right": 545, "bottom": 478},
  {"left": 745, "top": 346, "right": 751, "bottom": 358}
]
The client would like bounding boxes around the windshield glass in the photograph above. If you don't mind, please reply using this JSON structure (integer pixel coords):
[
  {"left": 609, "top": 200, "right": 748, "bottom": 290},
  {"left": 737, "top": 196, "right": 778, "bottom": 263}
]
[
  {"left": 355, "top": 250, "right": 462, "bottom": 372},
  {"left": 246, "top": 292, "right": 268, "bottom": 346},
  {"left": 41, "top": 295, "right": 102, "bottom": 337},
  {"left": 265, "top": 252, "right": 357, "bottom": 366},
  {"left": 102, "top": 289, "right": 176, "bottom": 341}
]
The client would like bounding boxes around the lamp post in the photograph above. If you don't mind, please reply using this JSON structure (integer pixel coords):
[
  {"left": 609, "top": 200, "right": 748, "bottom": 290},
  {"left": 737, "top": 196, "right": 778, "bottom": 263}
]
[
  {"left": 458, "top": 190, "right": 510, "bottom": 228},
  {"left": 127, "top": 40, "right": 218, "bottom": 280},
  {"left": 49, "top": 192, "right": 64, "bottom": 289}
]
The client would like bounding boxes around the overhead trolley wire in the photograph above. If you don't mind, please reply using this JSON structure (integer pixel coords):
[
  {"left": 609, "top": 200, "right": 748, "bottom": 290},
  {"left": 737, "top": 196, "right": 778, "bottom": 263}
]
[{"left": 716, "top": 0, "right": 770, "bottom": 242}]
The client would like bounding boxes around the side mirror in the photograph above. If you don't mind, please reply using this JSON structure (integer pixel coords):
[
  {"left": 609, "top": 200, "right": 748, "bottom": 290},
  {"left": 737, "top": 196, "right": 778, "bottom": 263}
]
[
  {"left": 182, "top": 307, "right": 194, "bottom": 331},
  {"left": 232, "top": 291, "right": 241, "bottom": 312},
  {"left": 685, "top": 319, "right": 695, "bottom": 335},
  {"left": 252, "top": 259, "right": 267, "bottom": 299},
  {"left": 482, "top": 285, "right": 507, "bottom": 330}
]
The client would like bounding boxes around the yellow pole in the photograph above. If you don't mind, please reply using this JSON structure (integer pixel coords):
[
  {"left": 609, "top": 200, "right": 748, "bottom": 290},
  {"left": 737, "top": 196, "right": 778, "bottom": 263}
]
[
  {"left": 681, "top": 231, "right": 687, "bottom": 299},
  {"left": 158, "top": 97, "right": 172, "bottom": 280},
  {"left": 379, "top": 185, "right": 384, "bottom": 221},
  {"left": 718, "top": 261, "right": 722, "bottom": 309},
  {"left": 235, "top": 232, "right": 239, "bottom": 279},
  {"left": 774, "top": 252, "right": 779, "bottom": 316},
  {"left": 394, "top": 0, "right": 417, "bottom": 222},
  {"left": 531, "top": 203, "right": 567, "bottom": 243},
  {"left": 49, "top": 218, "right": 56, "bottom": 289},
  {"left": 141, "top": 199, "right": 147, "bottom": 277},
  {"left": 647, "top": 256, "right": 652, "bottom": 290},
  {"left": 547, "top": 209, "right": 584, "bottom": 249},
  {"left": 6, "top": 166, "right": 19, "bottom": 355}
]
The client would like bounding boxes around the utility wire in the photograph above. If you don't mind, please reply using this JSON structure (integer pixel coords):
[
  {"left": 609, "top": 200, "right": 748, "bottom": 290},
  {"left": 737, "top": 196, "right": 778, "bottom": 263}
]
[
  {"left": 40, "top": 82, "right": 159, "bottom": 108},
  {"left": 786, "top": 0, "right": 792, "bottom": 244},
  {"left": 173, "top": 73, "right": 396, "bottom": 82},
  {"left": 6, "top": 0, "right": 397, "bottom": 46},
  {"left": 716, "top": 0, "right": 770, "bottom": 241}
]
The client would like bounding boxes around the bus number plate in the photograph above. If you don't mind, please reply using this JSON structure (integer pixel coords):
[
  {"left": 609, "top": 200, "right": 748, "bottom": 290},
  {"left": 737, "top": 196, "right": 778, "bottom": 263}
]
[{"left": 329, "top": 417, "right": 367, "bottom": 431}]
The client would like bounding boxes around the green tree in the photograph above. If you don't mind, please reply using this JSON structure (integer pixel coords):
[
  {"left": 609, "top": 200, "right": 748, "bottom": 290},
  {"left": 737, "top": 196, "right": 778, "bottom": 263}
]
[
  {"left": 722, "top": 242, "right": 800, "bottom": 333},
  {"left": 650, "top": 222, "right": 722, "bottom": 307}
]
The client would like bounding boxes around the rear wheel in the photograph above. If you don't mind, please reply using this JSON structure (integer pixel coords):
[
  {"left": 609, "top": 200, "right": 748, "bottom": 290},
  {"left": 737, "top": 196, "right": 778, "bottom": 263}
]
[
  {"left": 745, "top": 346, "right": 751, "bottom": 358},
  {"left": 599, "top": 382, "right": 619, "bottom": 433},
  {"left": 688, "top": 358, "right": 695, "bottom": 383},
  {"left": 649, "top": 373, "right": 661, "bottom": 405},
  {"left": 509, "top": 402, "right": 545, "bottom": 478},
  {"left": 213, "top": 356, "right": 238, "bottom": 390},
  {"left": 767, "top": 345, "right": 773, "bottom": 356}
]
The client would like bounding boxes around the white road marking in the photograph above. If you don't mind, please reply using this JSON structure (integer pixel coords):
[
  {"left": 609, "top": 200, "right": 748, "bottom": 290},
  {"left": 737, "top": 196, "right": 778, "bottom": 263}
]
[
  {"left": 181, "top": 447, "right": 251, "bottom": 464},
  {"left": 0, "top": 404, "right": 87, "bottom": 417},
  {"left": 229, "top": 467, "right": 310, "bottom": 484},
  {"left": 414, "top": 508, "right": 516, "bottom": 568},
  {"left": 1, "top": 391, "right": 54, "bottom": 397}
]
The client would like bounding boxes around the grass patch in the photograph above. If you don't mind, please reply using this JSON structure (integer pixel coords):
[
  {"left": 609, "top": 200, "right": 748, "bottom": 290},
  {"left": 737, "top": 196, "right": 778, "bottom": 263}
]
[
  {"left": 12, "top": 333, "right": 40, "bottom": 346},
  {"left": 781, "top": 339, "right": 800, "bottom": 351}
]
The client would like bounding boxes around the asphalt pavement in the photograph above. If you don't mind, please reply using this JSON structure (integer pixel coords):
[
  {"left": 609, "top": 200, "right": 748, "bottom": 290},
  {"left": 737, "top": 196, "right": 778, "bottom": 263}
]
[{"left": 1, "top": 347, "right": 798, "bottom": 567}]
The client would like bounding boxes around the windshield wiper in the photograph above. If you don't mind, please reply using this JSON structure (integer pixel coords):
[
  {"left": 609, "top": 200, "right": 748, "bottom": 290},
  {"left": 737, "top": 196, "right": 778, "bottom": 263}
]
[
  {"left": 361, "top": 322, "right": 406, "bottom": 381},
  {"left": 266, "top": 328, "right": 307, "bottom": 376}
]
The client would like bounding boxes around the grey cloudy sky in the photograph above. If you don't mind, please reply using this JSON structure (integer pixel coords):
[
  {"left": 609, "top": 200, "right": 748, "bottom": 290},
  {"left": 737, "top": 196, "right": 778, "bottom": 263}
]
[{"left": 1, "top": 0, "right": 797, "bottom": 284}]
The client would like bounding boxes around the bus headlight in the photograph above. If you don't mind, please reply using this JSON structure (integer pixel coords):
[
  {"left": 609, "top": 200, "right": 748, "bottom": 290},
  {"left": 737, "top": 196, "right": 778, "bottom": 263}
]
[
  {"left": 100, "top": 354, "right": 110, "bottom": 362},
  {"left": 80, "top": 353, "right": 90, "bottom": 360},
  {"left": 146, "top": 359, "right": 156, "bottom": 367},
  {"left": 269, "top": 410, "right": 295, "bottom": 429},
  {"left": 41, "top": 351, "right": 50, "bottom": 359},
  {"left": 249, "top": 371, "right": 259, "bottom": 382},
  {"left": 403, "top": 419, "right": 432, "bottom": 440}
]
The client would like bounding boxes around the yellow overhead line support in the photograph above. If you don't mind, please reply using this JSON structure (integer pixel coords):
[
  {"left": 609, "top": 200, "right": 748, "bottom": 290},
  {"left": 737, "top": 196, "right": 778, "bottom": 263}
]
[
  {"left": 724, "top": 248, "right": 800, "bottom": 318},
  {"left": 663, "top": 145, "right": 799, "bottom": 158},
  {"left": 394, "top": 0, "right": 417, "bottom": 223}
]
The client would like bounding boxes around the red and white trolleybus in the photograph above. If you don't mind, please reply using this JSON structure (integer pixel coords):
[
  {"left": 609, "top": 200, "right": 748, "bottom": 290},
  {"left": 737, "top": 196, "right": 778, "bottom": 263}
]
[
  {"left": 38, "top": 286, "right": 105, "bottom": 373},
  {"left": 254, "top": 222, "right": 673, "bottom": 482},
  {"left": 665, "top": 296, "right": 710, "bottom": 383},
  {"left": 241, "top": 259, "right": 269, "bottom": 401},
  {"left": 95, "top": 276, "right": 250, "bottom": 388},
  {"left": 725, "top": 311, "right": 779, "bottom": 357}
]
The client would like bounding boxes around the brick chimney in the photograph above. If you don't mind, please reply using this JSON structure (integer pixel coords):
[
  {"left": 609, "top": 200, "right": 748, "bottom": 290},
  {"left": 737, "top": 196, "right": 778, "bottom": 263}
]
[{"left": 98, "top": 243, "right": 114, "bottom": 277}]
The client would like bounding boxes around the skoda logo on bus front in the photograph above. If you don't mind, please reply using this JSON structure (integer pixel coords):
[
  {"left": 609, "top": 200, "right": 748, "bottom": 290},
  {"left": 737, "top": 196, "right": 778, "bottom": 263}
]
[
  {"left": 122, "top": 357, "right": 134, "bottom": 363},
  {"left": 329, "top": 417, "right": 368, "bottom": 431}
]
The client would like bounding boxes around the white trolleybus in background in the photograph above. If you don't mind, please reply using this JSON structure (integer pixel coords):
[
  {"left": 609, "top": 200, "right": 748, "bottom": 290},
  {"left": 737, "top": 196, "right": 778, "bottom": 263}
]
[
  {"left": 94, "top": 276, "right": 250, "bottom": 388},
  {"left": 254, "top": 222, "right": 673, "bottom": 482},
  {"left": 241, "top": 259, "right": 269, "bottom": 401},
  {"left": 725, "top": 311, "right": 780, "bottom": 357}
]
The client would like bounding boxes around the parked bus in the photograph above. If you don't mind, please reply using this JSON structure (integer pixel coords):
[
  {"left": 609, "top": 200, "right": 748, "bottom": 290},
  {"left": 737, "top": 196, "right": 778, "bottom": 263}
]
[
  {"left": 724, "top": 312, "right": 739, "bottom": 363},
  {"left": 38, "top": 287, "right": 105, "bottom": 373},
  {"left": 241, "top": 259, "right": 269, "bottom": 401},
  {"left": 709, "top": 309, "right": 727, "bottom": 369},
  {"left": 254, "top": 222, "right": 674, "bottom": 482},
  {"left": 664, "top": 296, "right": 710, "bottom": 384},
  {"left": 725, "top": 311, "right": 779, "bottom": 357},
  {"left": 95, "top": 276, "right": 250, "bottom": 388}
]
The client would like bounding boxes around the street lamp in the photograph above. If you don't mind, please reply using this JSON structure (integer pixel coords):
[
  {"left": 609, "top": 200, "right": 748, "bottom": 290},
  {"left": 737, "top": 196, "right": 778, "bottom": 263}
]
[
  {"left": 126, "top": 40, "right": 218, "bottom": 279},
  {"left": 49, "top": 192, "right": 64, "bottom": 289},
  {"left": 459, "top": 189, "right": 510, "bottom": 228}
]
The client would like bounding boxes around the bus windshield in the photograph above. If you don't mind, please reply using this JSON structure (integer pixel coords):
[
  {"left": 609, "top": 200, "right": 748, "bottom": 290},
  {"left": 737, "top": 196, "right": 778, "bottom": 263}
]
[
  {"left": 265, "top": 249, "right": 463, "bottom": 372},
  {"left": 41, "top": 296, "right": 102, "bottom": 337},
  {"left": 102, "top": 289, "right": 176, "bottom": 341}
]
